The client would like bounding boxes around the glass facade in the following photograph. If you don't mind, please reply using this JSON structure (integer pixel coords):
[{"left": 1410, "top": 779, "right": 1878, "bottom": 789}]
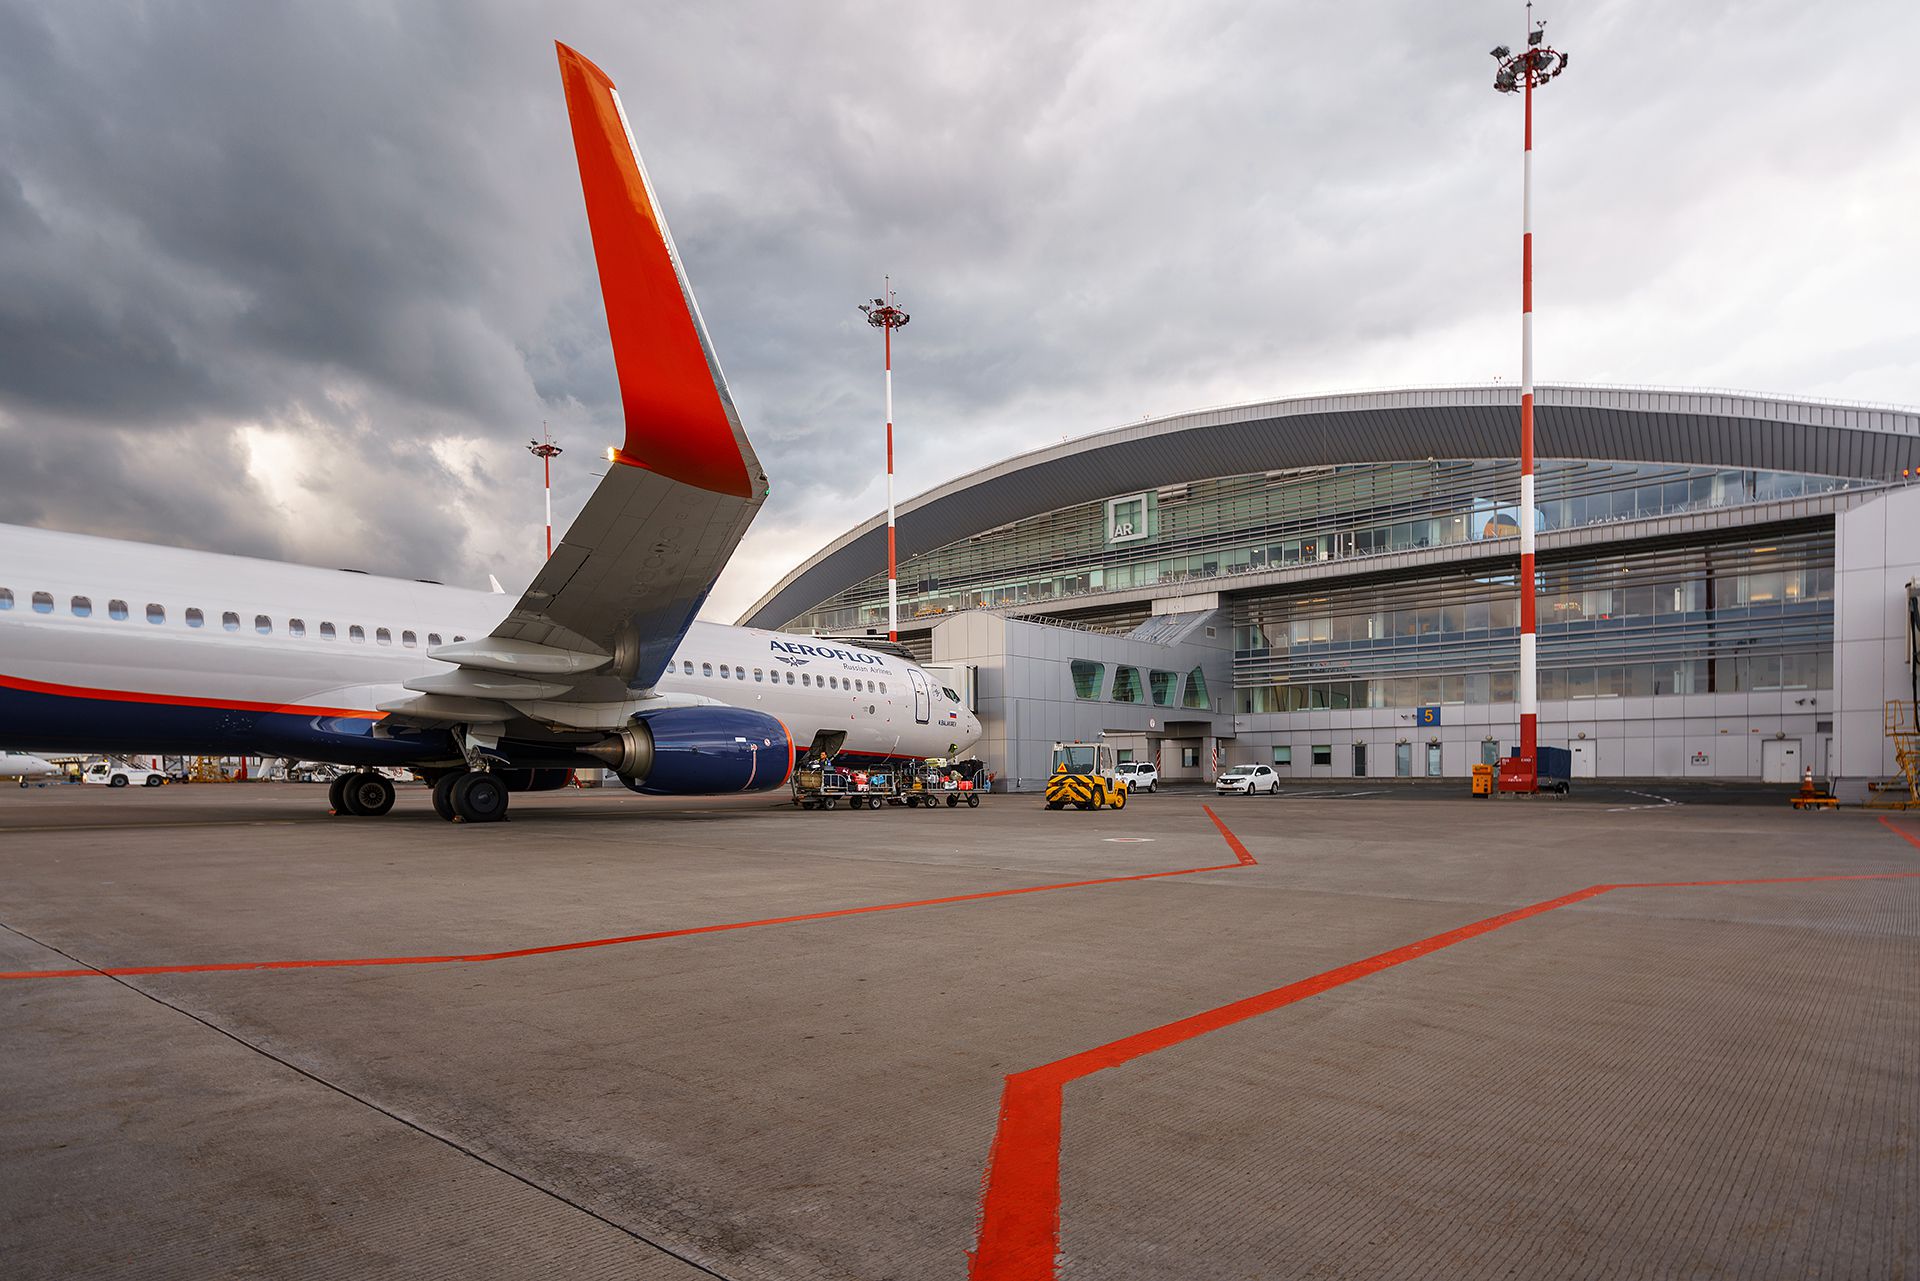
[
  {"left": 1231, "top": 528, "right": 1834, "bottom": 712},
  {"left": 791, "top": 460, "right": 1864, "bottom": 635}
]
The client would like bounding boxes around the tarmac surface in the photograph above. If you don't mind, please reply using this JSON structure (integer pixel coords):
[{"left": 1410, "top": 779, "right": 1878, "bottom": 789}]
[{"left": 2, "top": 780, "right": 1916, "bottom": 1280}]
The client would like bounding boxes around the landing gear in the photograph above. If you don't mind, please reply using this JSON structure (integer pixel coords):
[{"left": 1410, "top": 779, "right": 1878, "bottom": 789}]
[
  {"left": 431, "top": 772, "right": 461, "bottom": 822},
  {"left": 448, "top": 772, "right": 508, "bottom": 823},
  {"left": 331, "top": 771, "right": 396, "bottom": 817}
]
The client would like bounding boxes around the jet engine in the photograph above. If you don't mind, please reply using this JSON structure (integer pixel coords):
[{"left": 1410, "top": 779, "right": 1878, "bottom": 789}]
[{"left": 583, "top": 706, "right": 793, "bottom": 795}]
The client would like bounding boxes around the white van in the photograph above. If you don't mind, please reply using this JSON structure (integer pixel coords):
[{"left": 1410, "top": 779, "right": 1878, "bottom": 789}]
[{"left": 82, "top": 760, "right": 167, "bottom": 788}]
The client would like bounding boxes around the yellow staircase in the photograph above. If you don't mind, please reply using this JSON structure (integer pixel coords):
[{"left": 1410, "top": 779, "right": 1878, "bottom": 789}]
[{"left": 1873, "top": 701, "right": 1920, "bottom": 809}]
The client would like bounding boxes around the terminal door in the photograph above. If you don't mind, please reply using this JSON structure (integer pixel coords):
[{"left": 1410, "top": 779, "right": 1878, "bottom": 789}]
[{"left": 909, "top": 669, "right": 932, "bottom": 724}]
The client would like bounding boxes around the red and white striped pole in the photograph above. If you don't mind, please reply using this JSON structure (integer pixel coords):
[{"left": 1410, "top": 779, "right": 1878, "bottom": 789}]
[
  {"left": 1493, "top": 15, "right": 1568, "bottom": 787},
  {"left": 860, "top": 283, "right": 911, "bottom": 642},
  {"left": 1519, "top": 44, "right": 1538, "bottom": 773},
  {"left": 528, "top": 426, "right": 563, "bottom": 561}
]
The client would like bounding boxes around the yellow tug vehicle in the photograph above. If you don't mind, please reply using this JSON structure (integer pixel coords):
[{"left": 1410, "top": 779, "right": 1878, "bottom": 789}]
[{"left": 1045, "top": 741, "right": 1128, "bottom": 811}]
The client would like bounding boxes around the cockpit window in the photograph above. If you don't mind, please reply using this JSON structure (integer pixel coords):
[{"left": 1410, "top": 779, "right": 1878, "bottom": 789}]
[{"left": 942, "top": 687, "right": 961, "bottom": 702}]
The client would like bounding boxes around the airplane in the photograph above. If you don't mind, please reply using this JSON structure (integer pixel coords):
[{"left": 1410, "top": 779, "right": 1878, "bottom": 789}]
[
  {"left": 0, "top": 43, "right": 980, "bottom": 824},
  {"left": 2, "top": 751, "right": 61, "bottom": 787}
]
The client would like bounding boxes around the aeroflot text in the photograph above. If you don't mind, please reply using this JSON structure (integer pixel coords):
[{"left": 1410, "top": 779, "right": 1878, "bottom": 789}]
[{"left": 767, "top": 641, "right": 885, "bottom": 665}]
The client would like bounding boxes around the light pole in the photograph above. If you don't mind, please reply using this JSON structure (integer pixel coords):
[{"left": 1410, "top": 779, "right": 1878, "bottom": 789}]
[
  {"left": 1491, "top": 9, "right": 1568, "bottom": 789},
  {"left": 858, "top": 281, "right": 911, "bottom": 642},
  {"left": 527, "top": 425, "right": 563, "bottom": 560}
]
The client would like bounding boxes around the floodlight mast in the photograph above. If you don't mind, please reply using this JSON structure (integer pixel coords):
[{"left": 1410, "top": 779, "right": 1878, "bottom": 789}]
[
  {"left": 858, "top": 280, "right": 911, "bottom": 642},
  {"left": 1491, "top": 6, "right": 1569, "bottom": 791},
  {"left": 527, "top": 425, "right": 564, "bottom": 560}
]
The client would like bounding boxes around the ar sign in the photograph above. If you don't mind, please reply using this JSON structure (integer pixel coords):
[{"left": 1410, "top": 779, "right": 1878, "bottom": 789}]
[{"left": 1417, "top": 707, "right": 1441, "bottom": 726}]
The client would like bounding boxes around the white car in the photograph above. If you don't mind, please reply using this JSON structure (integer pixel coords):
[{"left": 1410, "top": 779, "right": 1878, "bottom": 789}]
[
  {"left": 1216, "top": 764, "right": 1279, "bottom": 796},
  {"left": 82, "top": 760, "right": 167, "bottom": 788},
  {"left": 1116, "top": 762, "right": 1159, "bottom": 793}
]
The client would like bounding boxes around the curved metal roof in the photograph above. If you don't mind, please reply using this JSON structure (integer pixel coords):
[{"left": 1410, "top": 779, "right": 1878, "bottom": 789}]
[{"left": 740, "top": 383, "right": 1920, "bottom": 629}]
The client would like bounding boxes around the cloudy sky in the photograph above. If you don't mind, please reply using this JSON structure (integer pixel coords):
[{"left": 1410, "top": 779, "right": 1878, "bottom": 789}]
[{"left": 3, "top": 0, "right": 1916, "bottom": 621}]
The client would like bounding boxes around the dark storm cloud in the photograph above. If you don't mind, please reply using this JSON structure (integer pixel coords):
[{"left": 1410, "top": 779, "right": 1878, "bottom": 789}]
[{"left": 1, "top": 0, "right": 1915, "bottom": 616}]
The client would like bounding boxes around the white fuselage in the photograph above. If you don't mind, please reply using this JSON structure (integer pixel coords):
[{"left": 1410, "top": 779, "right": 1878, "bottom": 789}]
[
  {"left": 0, "top": 523, "right": 979, "bottom": 769},
  {"left": 1, "top": 750, "right": 59, "bottom": 781}
]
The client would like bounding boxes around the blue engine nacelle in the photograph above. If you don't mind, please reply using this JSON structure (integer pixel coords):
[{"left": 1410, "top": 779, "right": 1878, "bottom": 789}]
[{"left": 587, "top": 706, "right": 793, "bottom": 796}]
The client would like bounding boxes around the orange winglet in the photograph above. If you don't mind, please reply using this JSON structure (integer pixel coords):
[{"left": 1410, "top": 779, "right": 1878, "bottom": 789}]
[{"left": 556, "top": 42, "right": 751, "bottom": 499}]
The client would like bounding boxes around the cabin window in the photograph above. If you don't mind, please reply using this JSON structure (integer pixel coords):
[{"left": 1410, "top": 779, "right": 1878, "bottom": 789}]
[
  {"left": 320, "top": 622, "right": 337, "bottom": 640},
  {"left": 255, "top": 615, "right": 271, "bottom": 635},
  {"left": 702, "top": 662, "right": 713, "bottom": 677},
  {"left": 880, "top": 682, "right": 887, "bottom": 695},
  {"left": 451, "top": 635, "right": 466, "bottom": 642},
  {"left": 401, "top": 630, "right": 416, "bottom": 648},
  {"left": 148, "top": 604, "right": 166, "bottom": 624},
  {"left": 376, "top": 627, "right": 392, "bottom": 646},
  {"left": 683, "top": 661, "right": 693, "bottom": 675},
  {"left": 720, "top": 665, "right": 730, "bottom": 678},
  {"left": 185, "top": 607, "right": 204, "bottom": 628},
  {"left": 71, "top": 596, "right": 92, "bottom": 617},
  {"left": 829, "top": 677, "right": 839, "bottom": 690},
  {"left": 32, "top": 591, "right": 53, "bottom": 613},
  {"left": 734, "top": 666, "right": 745, "bottom": 680},
  {"left": 427, "top": 632, "right": 442, "bottom": 647},
  {"left": 787, "top": 671, "right": 795, "bottom": 685},
  {"left": 801, "top": 674, "right": 811, "bottom": 686},
  {"left": 0, "top": 588, "right": 12, "bottom": 609},
  {"left": 349, "top": 625, "right": 365, "bottom": 643},
  {"left": 289, "top": 618, "right": 307, "bottom": 638},
  {"left": 110, "top": 600, "right": 130, "bottom": 621},
  {"left": 222, "top": 610, "right": 239, "bottom": 631}
]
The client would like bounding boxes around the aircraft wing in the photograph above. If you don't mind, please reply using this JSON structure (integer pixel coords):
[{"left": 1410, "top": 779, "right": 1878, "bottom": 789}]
[{"left": 394, "top": 43, "right": 767, "bottom": 724}]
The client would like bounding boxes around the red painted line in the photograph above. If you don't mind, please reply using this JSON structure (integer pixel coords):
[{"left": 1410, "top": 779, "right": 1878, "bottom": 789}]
[
  {"left": 968, "top": 861, "right": 1920, "bottom": 1280},
  {"left": 0, "top": 809, "right": 1260, "bottom": 981},
  {"left": 1879, "top": 815, "right": 1920, "bottom": 851},
  {"left": 1202, "top": 804, "right": 1256, "bottom": 865}
]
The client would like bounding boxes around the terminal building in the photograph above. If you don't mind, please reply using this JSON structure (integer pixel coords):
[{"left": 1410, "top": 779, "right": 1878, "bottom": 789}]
[{"left": 742, "top": 386, "right": 1920, "bottom": 797}]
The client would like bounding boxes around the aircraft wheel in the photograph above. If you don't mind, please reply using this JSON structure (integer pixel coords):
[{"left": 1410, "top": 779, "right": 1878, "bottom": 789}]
[
  {"left": 450, "top": 772, "right": 508, "bottom": 823},
  {"left": 967, "top": 794, "right": 979, "bottom": 808},
  {"left": 327, "top": 774, "right": 351, "bottom": 814},
  {"left": 339, "top": 772, "right": 396, "bottom": 817},
  {"left": 431, "top": 772, "right": 463, "bottom": 822}
]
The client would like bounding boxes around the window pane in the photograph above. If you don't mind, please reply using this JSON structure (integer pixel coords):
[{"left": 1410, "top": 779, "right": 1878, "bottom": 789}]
[
  {"left": 348, "top": 625, "right": 364, "bottom": 642},
  {"left": 222, "top": 610, "right": 239, "bottom": 631},
  {"left": 1070, "top": 659, "right": 1105, "bottom": 699},
  {"left": 70, "top": 596, "right": 91, "bottom": 617},
  {"left": 289, "top": 618, "right": 306, "bottom": 638},
  {"left": 0, "top": 588, "right": 11, "bottom": 609},
  {"left": 185, "top": 607, "right": 204, "bottom": 628},
  {"left": 320, "top": 622, "right": 336, "bottom": 640},
  {"left": 1183, "top": 667, "right": 1210, "bottom": 709},
  {"left": 147, "top": 603, "right": 165, "bottom": 624},
  {"left": 32, "top": 591, "right": 54, "bottom": 613},
  {"left": 1112, "top": 666, "right": 1142, "bottom": 703},
  {"left": 683, "top": 660, "right": 693, "bottom": 674},
  {"left": 402, "top": 630, "right": 416, "bottom": 648},
  {"left": 1272, "top": 746, "right": 1292, "bottom": 766},
  {"left": 376, "top": 627, "right": 392, "bottom": 646},
  {"left": 428, "top": 633, "right": 443, "bottom": 647},
  {"left": 1149, "top": 670, "right": 1177, "bottom": 705},
  {"left": 1311, "top": 745, "right": 1332, "bottom": 766},
  {"left": 702, "top": 663, "right": 713, "bottom": 676},
  {"left": 256, "top": 615, "right": 272, "bottom": 635}
]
